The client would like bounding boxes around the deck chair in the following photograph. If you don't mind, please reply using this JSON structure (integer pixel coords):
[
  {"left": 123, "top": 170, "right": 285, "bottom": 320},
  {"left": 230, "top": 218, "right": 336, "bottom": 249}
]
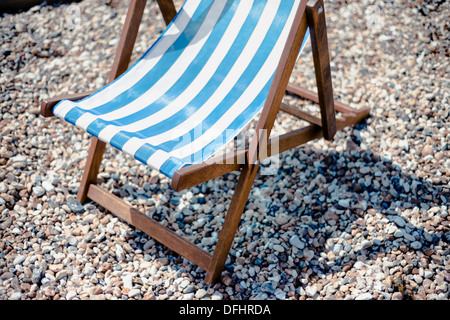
[{"left": 41, "top": 0, "right": 370, "bottom": 284}]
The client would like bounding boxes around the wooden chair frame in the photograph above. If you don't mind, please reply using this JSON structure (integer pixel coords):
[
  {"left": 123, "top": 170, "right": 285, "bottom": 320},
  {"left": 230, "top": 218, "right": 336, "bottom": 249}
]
[{"left": 41, "top": 0, "right": 370, "bottom": 284}]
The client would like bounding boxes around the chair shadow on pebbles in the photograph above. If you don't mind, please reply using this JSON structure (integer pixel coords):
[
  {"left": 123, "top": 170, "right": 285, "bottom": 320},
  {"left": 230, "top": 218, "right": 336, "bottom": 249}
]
[{"left": 80, "top": 115, "right": 448, "bottom": 300}]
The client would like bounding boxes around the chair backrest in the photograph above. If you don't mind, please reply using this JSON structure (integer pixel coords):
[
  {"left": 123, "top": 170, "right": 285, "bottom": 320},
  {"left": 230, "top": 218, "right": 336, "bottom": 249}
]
[{"left": 54, "top": 0, "right": 310, "bottom": 177}]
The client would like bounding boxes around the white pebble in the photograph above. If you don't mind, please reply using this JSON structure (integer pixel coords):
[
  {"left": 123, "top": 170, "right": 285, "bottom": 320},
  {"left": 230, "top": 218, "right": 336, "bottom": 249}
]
[{"left": 356, "top": 293, "right": 372, "bottom": 300}]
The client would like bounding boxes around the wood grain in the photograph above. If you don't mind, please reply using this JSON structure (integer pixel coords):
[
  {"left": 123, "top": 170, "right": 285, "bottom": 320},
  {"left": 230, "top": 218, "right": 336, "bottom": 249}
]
[
  {"left": 205, "top": 163, "right": 260, "bottom": 284},
  {"left": 88, "top": 184, "right": 212, "bottom": 271},
  {"left": 247, "top": 1, "right": 309, "bottom": 166},
  {"left": 156, "top": 0, "right": 177, "bottom": 25},
  {"left": 40, "top": 90, "right": 96, "bottom": 118},
  {"left": 306, "top": 0, "right": 337, "bottom": 140},
  {"left": 78, "top": 0, "right": 147, "bottom": 203}
]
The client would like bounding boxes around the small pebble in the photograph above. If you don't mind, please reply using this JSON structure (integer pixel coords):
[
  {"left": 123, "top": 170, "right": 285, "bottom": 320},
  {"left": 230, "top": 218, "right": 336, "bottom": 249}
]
[
  {"left": 67, "top": 198, "right": 85, "bottom": 214},
  {"left": 32, "top": 186, "right": 45, "bottom": 197}
]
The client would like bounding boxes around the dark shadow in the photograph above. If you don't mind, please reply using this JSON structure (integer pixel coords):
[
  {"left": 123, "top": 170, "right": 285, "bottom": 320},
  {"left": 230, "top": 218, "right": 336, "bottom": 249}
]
[
  {"left": 138, "top": 0, "right": 235, "bottom": 61},
  {"left": 0, "top": 0, "right": 81, "bottom": 14},
  {"left": 89, "top": 113, "right": 448, "bottom": 299},
  {"left": 216, "top": 116, "right": 449, "bottom": 300}
]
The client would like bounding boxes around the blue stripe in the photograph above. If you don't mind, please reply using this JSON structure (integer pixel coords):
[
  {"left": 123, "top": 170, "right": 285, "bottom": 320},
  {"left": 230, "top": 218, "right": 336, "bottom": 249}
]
[
  {"left": 63, "top": 0, "right": 216, "bottom": 125},
  {"left": 130, "top": 0, "right": 295, "bottom": 176},
  {"left": 157, "top": 76, "right": 272, "bottom": 177},
  {"left": 185, "top": 79, "right": 273, "bottom": 166},
  {"left": 54, "top": 0, "right": 191, "bottom": 115},
  {"left": 138, "top": 1, "right": 294, "bottom": 161},
  {"left": 164, "top": 30, "right": 311, "bottom": 176},
  {"left": 160, "top": 157, "right": 186, "bottom": 178},
  {"left": 108, "top": 0, "right": 268, "bottom": 151},
  {"left": 101, "top": 0, "right": 245, "bottom": 147}
]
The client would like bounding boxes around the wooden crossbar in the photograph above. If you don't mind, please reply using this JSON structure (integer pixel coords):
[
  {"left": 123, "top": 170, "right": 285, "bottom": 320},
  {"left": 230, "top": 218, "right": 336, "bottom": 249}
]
[
  {"left": 172, "top": 101, "right": 369, "bottom": 192},
  {"left": 41, "top": 91, "right": 96, "bottom": 118},
  {"left": 87, "top": 184, "right": 213, "bottom": 271},
  {"left": 280, "top": 102, "right": 323, "bottom": 127},
  {"left": 286, "top": 83, "right": 357, "bottom": 115}
]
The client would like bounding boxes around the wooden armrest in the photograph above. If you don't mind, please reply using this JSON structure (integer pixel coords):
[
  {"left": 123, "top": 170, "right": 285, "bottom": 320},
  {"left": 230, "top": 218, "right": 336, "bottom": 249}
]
[{"left": 40, "top": 90, "right": 96, "bottom": 117}]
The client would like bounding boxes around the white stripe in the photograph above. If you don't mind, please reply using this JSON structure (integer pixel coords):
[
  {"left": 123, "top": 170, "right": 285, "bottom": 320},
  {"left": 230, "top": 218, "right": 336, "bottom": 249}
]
[
  {"left": 74, "top": 0, "right": 228, "bottom": 131},
  {"left": 100, "top": 0, "right": 254, "bottom": 145},
  {"left": 53, "top": 100, "right": 71, "bottom": 118},
  {"left": 155, "top": 0, "right": 301, "bottom": 166},
  {"left": 54, "top": 1, "right": 200, "bottom": 119},
  {"left": 146, "top": 149, "right": 169, "bottom": 171},
  {"left": 123, "top": 0, "right": 282, "bottom": 158}
]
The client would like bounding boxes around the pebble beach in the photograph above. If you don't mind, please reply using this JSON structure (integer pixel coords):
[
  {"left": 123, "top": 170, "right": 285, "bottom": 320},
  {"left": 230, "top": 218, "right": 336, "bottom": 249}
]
[{"left": 0, "top": 0, "right": 448, "bottom": 300}]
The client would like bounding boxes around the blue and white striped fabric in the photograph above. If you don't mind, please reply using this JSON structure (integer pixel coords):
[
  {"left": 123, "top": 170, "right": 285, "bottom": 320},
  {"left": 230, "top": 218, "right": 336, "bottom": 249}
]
[{"left": 54, "top": 0, "right": 310, "bottom": 178}]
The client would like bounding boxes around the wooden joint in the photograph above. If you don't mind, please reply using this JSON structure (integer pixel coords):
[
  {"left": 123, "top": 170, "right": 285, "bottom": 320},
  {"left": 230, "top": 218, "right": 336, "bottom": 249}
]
[
  {"left": 40, "top": 99, "right": 57, "bottom": 118},
  {"left": 285, "top": 84, "right": 370, "bottom": 117},
  {"left": 40, "top": 91, "right": 96, "bottom": 118},
  {"left": 307, "top": 0, "right": 324, "bottom": 12}
]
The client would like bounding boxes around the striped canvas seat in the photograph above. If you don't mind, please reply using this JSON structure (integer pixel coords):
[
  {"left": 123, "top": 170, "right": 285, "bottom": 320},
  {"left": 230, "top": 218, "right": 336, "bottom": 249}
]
[{"left": 54, "top": 0, "right": 309, "bottom": 178}]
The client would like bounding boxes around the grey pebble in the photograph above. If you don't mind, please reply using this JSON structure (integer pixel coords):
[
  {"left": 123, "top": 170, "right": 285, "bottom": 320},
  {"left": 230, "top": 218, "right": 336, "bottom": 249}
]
[
  {"left": 42, "top": 180, "right": 54, "bottom": 192},
  {"left": 31, "top": 267, "right": 45, "bottom": 284},
  {"left": 411, "top": 241, "right": 422, "bottom": 249},
  {"left": 355, "top": 293, "right": 373, "bottom": 300},
  {"left": 32, "top": 186, "right": 45, "bottom": 197},
  {"left": 260, "top": 282, "right": 275, "bottom": 294},
  {"left": 289, "top": 235, "right": 305, "bottom": 250},
  {"left": 67, "top": 198, "right": 85, "bottom": 214},
  {"left": 305, "top": 285, "right": 318, "bottom": 297},
  {"left": 66, "top": 235, "right": 78, "bottom": 247},
  {"left": 128, "top": 289, "right": 141, "bottom": 298},
  {"left": 361, "top": 240, "right": 372, "bottom": 250},
  {"left": 392, "top": 216, "right": 406, "bottom": 227},
  {"left": 10, "top": 292, "right": 22, "bottom": 300}
]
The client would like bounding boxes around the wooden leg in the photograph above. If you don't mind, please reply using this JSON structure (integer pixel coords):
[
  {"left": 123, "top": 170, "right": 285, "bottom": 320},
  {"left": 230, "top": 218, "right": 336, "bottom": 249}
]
[
  {"left": 108, "top": 0, "right": 147, "bottom": 82},
  {"left": 306, "top": 0, "right": 336, "bottom": 141},
  {"left": 156, "top": 0, "right": 177, "bottom": 25},
  {"left": 77, "top": 0, "right": 147, "bottom": 203},
  {"left": 87, "top": 184, "right": 213, "bottom": 270},
  {"left": 205, "top": 164, "right": 260, "bottom": 284},
  {"left": 77, "top": 138, "right": 106, "bottom": 204}
]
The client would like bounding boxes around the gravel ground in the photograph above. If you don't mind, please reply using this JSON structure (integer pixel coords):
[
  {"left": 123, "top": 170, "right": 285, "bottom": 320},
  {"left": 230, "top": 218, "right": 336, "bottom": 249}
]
[{"left": 0, "top": 0, "right": 448, "bottom": 300}]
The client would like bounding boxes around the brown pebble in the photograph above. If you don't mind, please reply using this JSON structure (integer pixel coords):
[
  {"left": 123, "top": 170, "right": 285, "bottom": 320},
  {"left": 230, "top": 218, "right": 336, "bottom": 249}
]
[
  {"left": 421, "top": 145, "right": 433, "bottom": 156},
  {"left": 221, "top": 274, "right": 233, "bottom": 286}
]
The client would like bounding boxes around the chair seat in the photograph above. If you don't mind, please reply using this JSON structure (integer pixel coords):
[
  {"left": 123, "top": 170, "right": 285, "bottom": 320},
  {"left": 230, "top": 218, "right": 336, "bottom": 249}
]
[{"left": 53, "top": 0, "right": 309, "bottom": 178}]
